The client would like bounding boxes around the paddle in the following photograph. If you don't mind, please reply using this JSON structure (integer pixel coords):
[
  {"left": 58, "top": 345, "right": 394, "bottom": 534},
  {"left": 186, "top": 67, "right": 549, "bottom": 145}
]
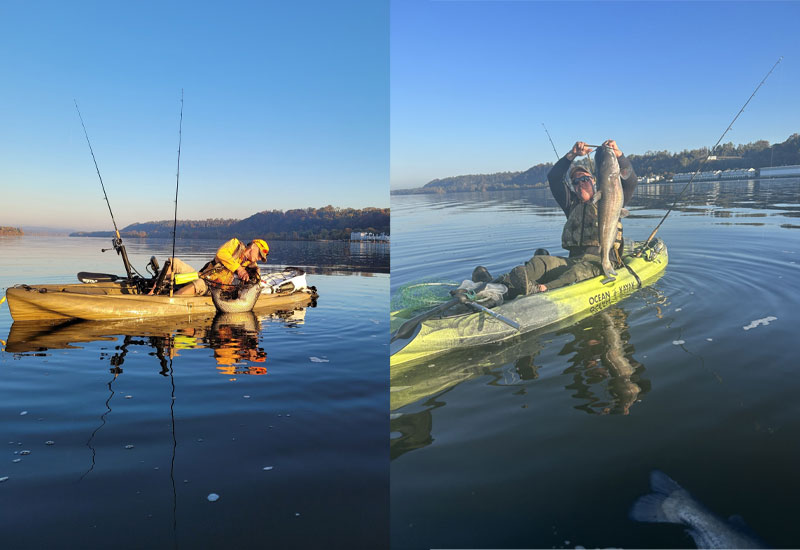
[
  {"left": 390, "top": 286, "right": 522, "bottom": 343},
  {"left": 463, "top": 301, "right": 521, "bottom": 331},
  {"left": 390, "top": 295, "right": 462, "bottom": 343},
  {"left": 77, "top": 272, "right": 121, "bottom": 283}
]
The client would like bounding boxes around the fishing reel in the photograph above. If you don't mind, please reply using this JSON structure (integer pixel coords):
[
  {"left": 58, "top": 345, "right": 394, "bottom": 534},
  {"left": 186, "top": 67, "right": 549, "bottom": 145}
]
[
  {"left": 147, "top": 256, "right": 161, "bottom": 277},
  {"left": 640, "top": 239, "right": 664, "bottom": 262},
  {"left": 101, "top": 237, "right": 125, "bottom": 254}
]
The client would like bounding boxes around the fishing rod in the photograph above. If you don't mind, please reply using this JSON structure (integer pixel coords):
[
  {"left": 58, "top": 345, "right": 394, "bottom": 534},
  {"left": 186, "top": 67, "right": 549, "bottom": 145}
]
[
  {"left": 542, "top": 123, "right": 560, "bottom": 159},
  {"left": 168, "top": 95, "right": 183, "bottom": 535},
  {"left": 74, "top": 100, "right": 135, "bottom": 280},
  {"left": 636, "top": 56, "right": 783, "bottom": 256},
  {"left": 170, "top": 90, "right": 184, "bottom": 297}
]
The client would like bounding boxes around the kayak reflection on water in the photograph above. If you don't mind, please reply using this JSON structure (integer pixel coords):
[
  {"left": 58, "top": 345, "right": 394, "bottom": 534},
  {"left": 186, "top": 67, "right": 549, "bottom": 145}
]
[
  {"left": 4, "top": 306, "right": 311, "bottom": 377},
  {"left": 391, "top": 302, "right": 659, "bottom": 459}
]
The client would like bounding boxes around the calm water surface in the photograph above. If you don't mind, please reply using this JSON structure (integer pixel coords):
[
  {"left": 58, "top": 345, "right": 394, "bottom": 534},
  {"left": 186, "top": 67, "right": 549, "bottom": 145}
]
[
  {"left": 0, "top": 237, "right": 388, "bottom": 549},
  {"left": 390, "top": 179, "right": 800, "bottom": 549}
]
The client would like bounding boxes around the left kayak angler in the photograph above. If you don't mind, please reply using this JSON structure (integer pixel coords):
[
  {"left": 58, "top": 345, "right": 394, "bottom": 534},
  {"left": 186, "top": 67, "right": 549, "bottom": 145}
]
[
  {"left": 148, "top": 238, "right": 270, "bottom": 296},
  {"left": 473, "top": 139, "right": 637, "bottom": 299}
]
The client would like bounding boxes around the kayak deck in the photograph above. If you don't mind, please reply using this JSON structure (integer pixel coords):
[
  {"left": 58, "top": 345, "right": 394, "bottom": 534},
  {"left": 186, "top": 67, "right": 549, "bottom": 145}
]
[{"left": 391, "top": 239, "right": 667, "bottom": 367}]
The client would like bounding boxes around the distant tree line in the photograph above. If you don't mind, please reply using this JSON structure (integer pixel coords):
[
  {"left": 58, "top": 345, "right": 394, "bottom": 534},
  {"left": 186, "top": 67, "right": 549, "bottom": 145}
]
[
  {"left": 628, "top": 133, "right": 800, "bottom": 178},
  {"left": 391, "top": 133, "right": 800, "bottom": 194},
  {"left": 392, "top": 170, "right": 538, "bottom": 195},
  {"left": 70, "top": 206, "right": 389, "bottom": 241},
  {"left": 0, "top": 226, "right": 23, "bottom": 236}
]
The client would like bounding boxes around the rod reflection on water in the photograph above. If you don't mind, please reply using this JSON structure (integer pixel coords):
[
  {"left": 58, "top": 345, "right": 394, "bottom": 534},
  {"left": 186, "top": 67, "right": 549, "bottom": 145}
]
[
  {"left": 169, "top": 353, "right": 178, "bottom": 544},
  {"left": 81, "top": 369, "right": 118, "bottom": 481}
]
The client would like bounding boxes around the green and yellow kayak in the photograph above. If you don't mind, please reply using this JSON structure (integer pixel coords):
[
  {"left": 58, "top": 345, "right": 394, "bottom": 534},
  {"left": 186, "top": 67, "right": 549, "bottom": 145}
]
[{"left": 391, "top": 239, "right": 667, "bottom": 368}]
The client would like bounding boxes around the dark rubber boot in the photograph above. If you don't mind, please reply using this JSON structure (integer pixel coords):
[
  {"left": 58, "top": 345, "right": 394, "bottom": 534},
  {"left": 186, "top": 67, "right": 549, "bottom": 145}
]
[
  {"left": 471, "top": 266, "right": 493, "bottom": 283},
  {"left": 509, "top": 266, "right": 536, "bottom": 297}
]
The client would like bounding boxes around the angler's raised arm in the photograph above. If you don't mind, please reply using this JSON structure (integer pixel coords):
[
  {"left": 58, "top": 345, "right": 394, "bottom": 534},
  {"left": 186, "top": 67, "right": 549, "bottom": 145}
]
[{"left": 549, "top": 141, "right": 593, "bottom": 214}]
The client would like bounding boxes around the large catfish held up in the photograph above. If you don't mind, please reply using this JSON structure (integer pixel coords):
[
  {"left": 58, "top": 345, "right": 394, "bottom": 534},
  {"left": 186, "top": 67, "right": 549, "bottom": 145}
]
[{"left": 593, "top": 145, "right": 625, "bottom": 282}]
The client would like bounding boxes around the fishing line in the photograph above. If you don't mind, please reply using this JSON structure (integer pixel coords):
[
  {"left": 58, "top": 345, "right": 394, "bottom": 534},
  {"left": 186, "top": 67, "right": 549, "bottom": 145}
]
[
  {"left": 170, "top": 90, "right": 184, "bottom": 297},
  {"left": 637, "top": 56, "right": 783, "bottom": 255}
]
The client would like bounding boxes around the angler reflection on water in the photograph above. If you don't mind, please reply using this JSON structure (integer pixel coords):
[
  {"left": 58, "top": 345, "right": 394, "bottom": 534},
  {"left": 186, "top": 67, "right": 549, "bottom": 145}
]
[
  {"left": 208, "top": 312, "right": 267, "bottom": 375},
  {"left": 86, "top": 317, "right": 267, "bottom": 376},
  {"left": 560, "top": 307, "right": 650, "bottom": 415}
]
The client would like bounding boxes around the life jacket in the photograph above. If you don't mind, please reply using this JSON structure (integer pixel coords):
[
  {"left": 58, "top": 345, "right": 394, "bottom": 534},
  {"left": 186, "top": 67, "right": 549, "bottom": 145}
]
[
  {"left": 200, "top": 240, "right": 248, "bottom": 285},
  {"left": 561, "top": 199, "right": 623, "bottom": 256}
]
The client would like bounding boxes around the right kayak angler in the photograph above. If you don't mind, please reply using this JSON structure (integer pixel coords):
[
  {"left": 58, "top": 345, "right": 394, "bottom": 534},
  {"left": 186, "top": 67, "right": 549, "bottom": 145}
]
[{"left": 472, "top": 139, "right": 637, "bottom": 299}]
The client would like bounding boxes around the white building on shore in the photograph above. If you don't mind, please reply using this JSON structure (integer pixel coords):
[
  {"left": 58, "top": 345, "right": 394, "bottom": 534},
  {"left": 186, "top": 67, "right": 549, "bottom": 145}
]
[
  {"left": 759, "top": 165, "right": 800, "bottom": 178},
  {"left": 350, "top": 231, "right": 389, "bottom": 242}
]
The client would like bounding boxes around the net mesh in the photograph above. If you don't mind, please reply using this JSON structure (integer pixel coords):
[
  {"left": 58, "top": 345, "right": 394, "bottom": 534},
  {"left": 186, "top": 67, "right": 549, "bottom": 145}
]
[{"left": 391, "top": 280, "right": 458, "bottom": 313}]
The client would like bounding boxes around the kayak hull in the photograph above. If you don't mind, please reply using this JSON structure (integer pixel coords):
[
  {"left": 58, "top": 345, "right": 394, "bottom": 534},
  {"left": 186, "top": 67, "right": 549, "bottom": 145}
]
[
  {"left": 391, "top": 239, "right": 668, "bottom": 368},
  {"left": 6, "top": 281, "right": 317, "bottom": 321}
]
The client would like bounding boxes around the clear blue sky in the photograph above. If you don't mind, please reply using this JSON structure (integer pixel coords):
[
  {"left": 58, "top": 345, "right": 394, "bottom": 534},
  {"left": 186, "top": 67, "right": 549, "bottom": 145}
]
[
  {"left": 391, "top": 0, "right": 799, "bottom": 189},
  {"left": 0, "top": 1, "right": 388, "bottom": 231}
]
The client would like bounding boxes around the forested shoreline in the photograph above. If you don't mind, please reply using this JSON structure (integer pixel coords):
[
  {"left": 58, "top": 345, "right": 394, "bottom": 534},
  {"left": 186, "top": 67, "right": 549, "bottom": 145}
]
[
  {"left": 392, "top": 133, "right": 800, "bottom": 195},
  {"left": 70, "top": 206, "right": 389, "bottom": 241}
]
